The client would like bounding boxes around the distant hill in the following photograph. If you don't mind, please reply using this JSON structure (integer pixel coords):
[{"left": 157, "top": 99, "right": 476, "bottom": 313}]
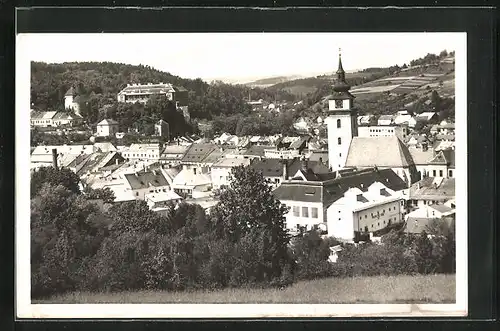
[
  {"left": 294, "top": 52, "right": 455, "bottom": 122},
  {"left": 30, "top": 61, "right": 298, "bottom": 123},
  {"left": 243, "top": 75, "right": 305, "bottom": 88}
]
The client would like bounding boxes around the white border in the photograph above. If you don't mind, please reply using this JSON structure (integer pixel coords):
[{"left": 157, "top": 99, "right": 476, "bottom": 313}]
[{"left": 16, "top": 32, "right": 467, "bottom": 319}]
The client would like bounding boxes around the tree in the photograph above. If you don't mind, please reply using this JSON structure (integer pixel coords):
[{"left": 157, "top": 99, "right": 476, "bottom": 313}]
[
  {"left": 430, "top": 90, "right": 442, "bottom": 112},
  {"left": 84, "top": 187, "right": 116, "bottom": 203},
  {"left": 31, "top": 183, "right": 110, "bottom": 297},
  {"left": 290, "top": 230, "right": 331, "bottom": 280},
  {"left": 210, "top": 165, "right": 293, "bottom": 284},
  {"left": 31, "top": 166, "right": 81, "bottom": 198}
]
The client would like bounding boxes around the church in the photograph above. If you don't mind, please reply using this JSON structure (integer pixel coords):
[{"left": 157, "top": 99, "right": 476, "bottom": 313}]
[{"left": 324, "top": 50, "right": 419, "bottom": 186}]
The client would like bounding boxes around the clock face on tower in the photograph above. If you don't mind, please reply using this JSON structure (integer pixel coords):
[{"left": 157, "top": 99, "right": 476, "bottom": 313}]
[{"left": 335, "top": 100, "right": 343, "bottom": 108}]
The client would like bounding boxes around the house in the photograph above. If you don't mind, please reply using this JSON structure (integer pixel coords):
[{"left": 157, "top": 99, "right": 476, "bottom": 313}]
[
  {"left": 117, "top": 82, "right": 188, "bottom": 106},
  {"left": 419, "top": 149, "right": 456, "bottom": 179},
  {"left": 96, "top": 119, "right": 119, "bottom": 137},
  {"left": 211, "top": 158, "right": 252, "bottom": 189},
  {"left": 436, "top": 121, "right": 455, "bottom": 135},
  {"left": 345, "top": 136, "right": 419, "bottom": 186},
  {"left": 357, "top": 125, "right": 408, "bottom": 141},
  {"left": 293, "top": 117, "right": 311, "bottom": 132},
  {"left": 159, "top": 144, "right": 189, "bottom": 164},
  {"left": 272, "top": 167, "right": 408, "bottom": 237},
  {"left": 121, "top": 143, "right": 162, "bottom": 161},
  {"left": 154, "top": 119, "right": 170, "bottom": 138},
  {"left": 30, "top": 110, "right": 82, "bottom": 128},
  {"left": 326, "top": 182, "right": 405, "bottom": 241},
  {"left": 393, "top": 114, "right": 417, "bottom": 128},
  {"left": 214, "top": 132, "right": 232, "bottom": 145},
  {"left": 170, "top": 167, "right": 212, "bottom": 198},
  {"left": 250, "top": 158, "right": 330, "bottom": 190},
  {"left": 68, "top": 151, "right": 125, "bottom": 178},
  {"left": 408, "top": 177, "right": 455, "bottom": 208},
  {"left": 31, "top": 144, "right": 99, "bottom": 169},
  {"left": 377, "top": 115, "right": 394, "bottom": 126},
  {"left": 404, "top": 204, "right": 455, "bottom": 234},
  {"left": 145, "top": 190, "right": 183, "bottom": 210},
  {"left": 416, "top": 112, "right": 439, "bottom": 124},
  {"left": 407, "top": 134, "right": 429, "bottom": 149},
  {"left": 357, "top": 115, "right": 373, "bottom": 125},
  {"left": 64, "top": 87, "right": 81, "bottom": 114},
  {"left": 94, "top": 142, "right": 118, "bottom": 153},
  {"left": 180, "top": 143, "right": 219, "bottom": 174},
  {"left": 123, "top": 170, "right": 171, "bottom": 200},
  {"left": 408, "top": 144, "right": 435, "bottom": 179}
]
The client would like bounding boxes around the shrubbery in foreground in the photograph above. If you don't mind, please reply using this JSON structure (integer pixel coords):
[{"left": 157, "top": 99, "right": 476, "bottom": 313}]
[{"left": 30, "top": 166, "right": 455, "bottom": 298}]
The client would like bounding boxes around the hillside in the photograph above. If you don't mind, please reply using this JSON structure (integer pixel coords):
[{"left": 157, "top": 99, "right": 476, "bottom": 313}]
[
  {"left": 30, "top": 62, "right": 299, "bottom": 123},
  {"left": 295, "top": 52, "right": 455, "bottom": 121},
  {"left": 243, "top": 75, "right": 304, "bottom": 88}
]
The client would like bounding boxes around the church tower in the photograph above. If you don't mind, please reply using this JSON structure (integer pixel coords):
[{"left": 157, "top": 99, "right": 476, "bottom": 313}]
[{"left": 324, "top": 49, "right": 358, "bottom": 171}]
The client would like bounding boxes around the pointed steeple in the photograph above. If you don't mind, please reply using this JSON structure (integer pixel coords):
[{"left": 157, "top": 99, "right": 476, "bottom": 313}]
[
  {"left": 333, "top": 48, "right": 351, "bottom": 92},
  {"left": 336, "top": 48, "right": 345, "bottom": 79}
]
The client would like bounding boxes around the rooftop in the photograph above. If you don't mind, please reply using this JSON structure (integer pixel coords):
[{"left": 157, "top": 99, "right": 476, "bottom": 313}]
[{"left": 345, "top": 136, "right": 415, "bottom": 168}]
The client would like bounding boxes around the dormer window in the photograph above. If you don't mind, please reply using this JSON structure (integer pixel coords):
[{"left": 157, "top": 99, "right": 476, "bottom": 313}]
[{"left": 335, "top": 100, "right": 343, "bottom": 109}]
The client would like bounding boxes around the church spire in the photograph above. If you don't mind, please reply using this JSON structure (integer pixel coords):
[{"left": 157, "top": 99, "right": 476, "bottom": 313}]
[
  {"left": 333, "top": 48, "right": 350, "bottom": 92},
  {"left": 336, "top": 48, "right": 345, "bottom": 79}
]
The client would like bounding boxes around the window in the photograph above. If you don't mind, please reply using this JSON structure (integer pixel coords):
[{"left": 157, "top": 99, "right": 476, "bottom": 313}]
[
  {"left": 338, "top": 137, "right": 342, "bottom": 145},
  {"left": 302, "top": 207, "right": 309, "bottom": 218},
  {"left": 439, "top": 170, "right": 443, "bottom": 177},
  {"left": 433, "top": 170, "right": 437, "bottom": 177},
  {"left": 335, "top": 100, "right": 343, "bottom": 108},
  {"left": 337, "top": 119, "right": 341, "bottom": 128},
  {"left": 365, "top": 215, "right": 367, "bottom": 219},
  {"left": 449, "top": 170, "right": 453, "bottom": 177},
  {"left": 312, "top": 207, "right": 318, "bottom": 218},
  {"left": 135, "top": 192, "right": 139, "bottom": 196},
  {"left": 359, "top": 216, "right": 362, "bottom": 220},
  {"left": 293, "top": 206, "right": 300, "bottom": 217},
  {"left": 339, "top": 153, "right": 342, "bottom": 157}
]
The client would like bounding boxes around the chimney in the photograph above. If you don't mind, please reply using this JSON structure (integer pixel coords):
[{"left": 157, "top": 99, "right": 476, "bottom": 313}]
[
  {"left": 282, "top": 159, "right": 288, "bottom": 180},
  {"left": 116, "top": 158, "right": 119, "bottom": 165},
  {"left": 52, "top": 148, "right": 58, "bottom": 170}
]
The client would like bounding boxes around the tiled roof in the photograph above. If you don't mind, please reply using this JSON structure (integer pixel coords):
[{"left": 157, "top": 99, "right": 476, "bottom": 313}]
[
  {"left": 124, "top": 171, "right": 169, "bottom": 190},
  {"left": 212, "top": 158, "right": 252, "bottom": 168},
  {"left": 410, "top": 177, "right": 455, "bottom": 200},
  {"left": 409, "top": 148, "right": 434, "bottom": 165},
  {"left": 31, "top": 111, "right": 57, "bottom": 120},
  {"left": 118, "top": 83, "right": 177, "bottom": 95},
  {"left": 427, "top": 151, "right": 448, "bottom": 165},
  {"left": 289, "top": 136, "right": 312, "bottom": 150},
  {"left": 243, "top": 145, "right": 268, "bottom": 157},
  {"left": 345, "top": 136, "right": 415, "bottom": 168},
  {"left": 250, "top": 158, "right": 330, "bottom": 178},
  {"left": 145, "top": 190, "right": 182, "bottom": 203},
  {"left": 441, "top": 149, "right": 455, "bottom": 168},
  {"left": 94, "top": 142, "right": 117, "bottom": 153},
  {"left": 378, "top": 115, "right": 394, "bottom": 121},
  {"left": 181, "top": 143, "right": 218, "bottom": 163},
  {"left": 172, "top": 169, "right": 212, "bottom": 187},
  {"left": 273, "top": 168, "right": 407, "bottom": 205}
]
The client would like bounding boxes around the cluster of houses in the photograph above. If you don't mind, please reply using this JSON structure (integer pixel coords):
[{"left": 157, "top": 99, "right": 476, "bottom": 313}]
[{"left": 30, "top": 54, "right": 456, "bottom": 244}]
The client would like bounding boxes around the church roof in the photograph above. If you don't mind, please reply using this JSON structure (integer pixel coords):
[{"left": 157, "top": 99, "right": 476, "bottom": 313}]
[{"left": 345, "top": 136, "right": 415, "bottom": 168}]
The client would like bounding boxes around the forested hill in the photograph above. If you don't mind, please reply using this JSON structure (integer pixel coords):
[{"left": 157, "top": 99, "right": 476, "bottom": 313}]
[{"left": 30, "top": 61, "right": 297, "bottom": 122}]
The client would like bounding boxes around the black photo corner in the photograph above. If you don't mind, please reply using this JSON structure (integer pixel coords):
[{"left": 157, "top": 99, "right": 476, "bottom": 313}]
[{"left": 0, "top": 4, "right": 497, "bottom": 331}]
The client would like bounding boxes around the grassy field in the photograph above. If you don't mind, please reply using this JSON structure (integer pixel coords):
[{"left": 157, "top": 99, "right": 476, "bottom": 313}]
[{"left": 34, "top": 274, "right": 455, "bottom": 304}]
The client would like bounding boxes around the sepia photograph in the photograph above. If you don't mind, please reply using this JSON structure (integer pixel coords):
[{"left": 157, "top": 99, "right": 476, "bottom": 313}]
[{"left": 16, "top": 31, "right": 467, "bottom": 318}]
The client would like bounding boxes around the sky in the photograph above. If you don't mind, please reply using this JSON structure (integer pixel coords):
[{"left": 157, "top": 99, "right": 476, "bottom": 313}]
[{"left": 18, "top": 32, "right": 462, "bottom": 83}]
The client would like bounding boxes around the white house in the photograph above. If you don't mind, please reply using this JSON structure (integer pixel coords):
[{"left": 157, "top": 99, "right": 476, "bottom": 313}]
[
  {"left": 409, "top": 177, "right": 455, "bottom": 209},
  {"left": 404, "top": 204, "right": 456, "bottom": 234},
  {"left": 96, "top": 119, "right": 119, "bottom": 137},
  {"left": 123, "top": 170, "right": 171, "bottom": 200},
  {"left": 357, "top": 125, "right": 408, "bottom": 141},
  {"left": 121, "top": 143, "right": 162, "bottom": 161},
  {"left": 64, "top": 87, "right": 80, "bottom": 114},
  {"left": 394, "top": 114, "right": 417, "bottom": 128},
  {"left": 211, "top": 158, "right": 251, "bottom": 189},
  {"left": 272, "top": 168, "right": 408, "bottom": 234},
  {"left": 326, "top": 182, "right": 405, "bottom": 241},
  {"left": 377, "top": 115, "right": 394, "bottom": 126},
  {"left": 145, "top": 190, "right": 183, "bottom": 210},
  {"left": 171, "top": 167, "right": 212, "bottom": 198}
]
